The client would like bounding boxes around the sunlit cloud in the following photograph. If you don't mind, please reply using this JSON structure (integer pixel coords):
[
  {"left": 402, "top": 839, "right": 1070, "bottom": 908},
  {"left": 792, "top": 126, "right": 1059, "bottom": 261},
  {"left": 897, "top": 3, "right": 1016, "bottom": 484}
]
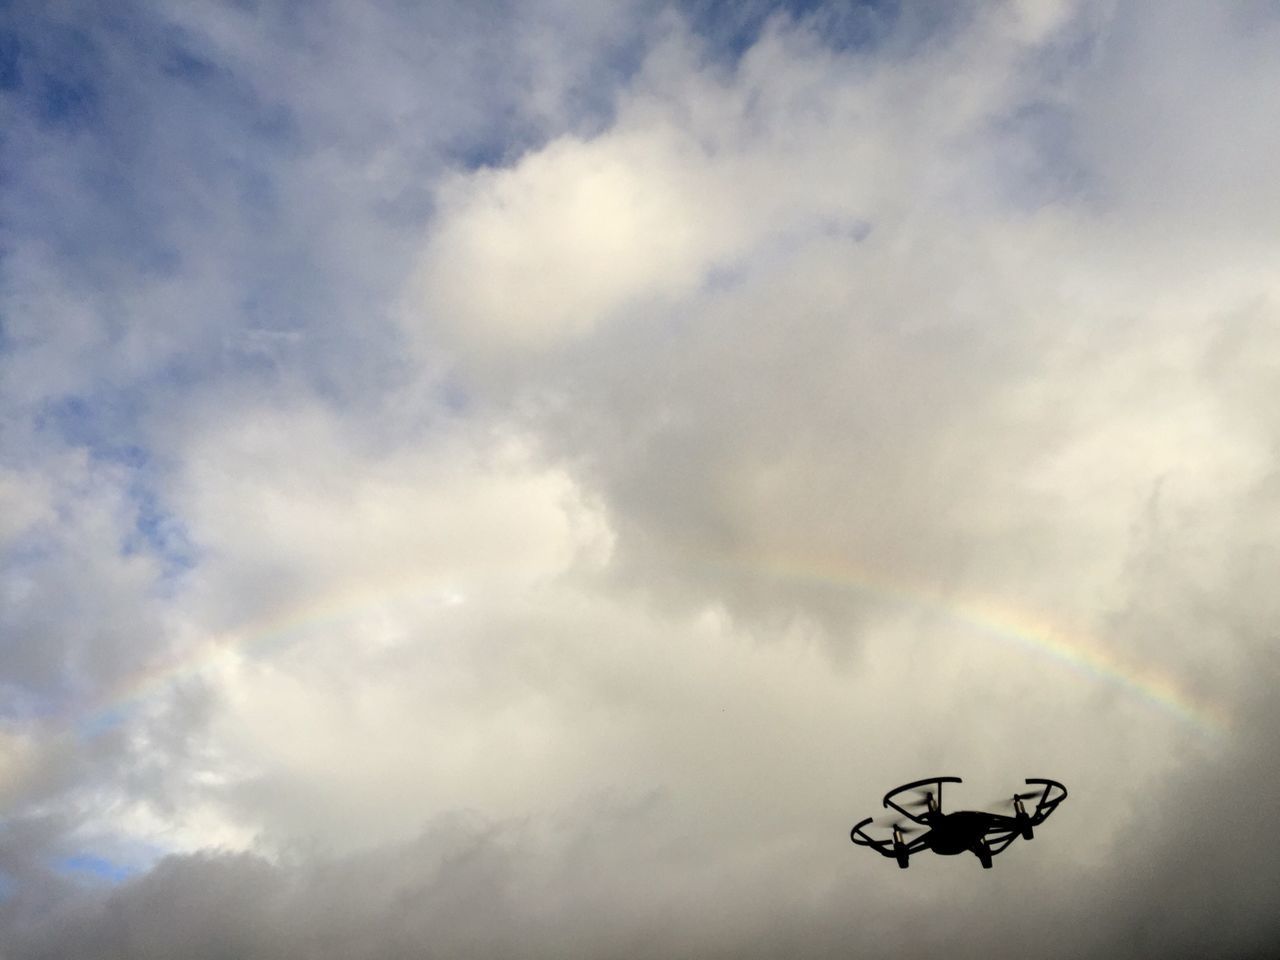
[{"left": 3, "top": 1, "right": 1280, "bottom": 957}]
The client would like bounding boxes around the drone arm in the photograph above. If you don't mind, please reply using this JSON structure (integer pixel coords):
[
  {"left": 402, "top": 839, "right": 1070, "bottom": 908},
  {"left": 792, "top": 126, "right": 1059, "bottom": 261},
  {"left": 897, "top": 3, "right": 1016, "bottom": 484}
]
[
  {"left": 1024, "top": 778, "right": 1068, "bottom": 826},
  {"left": 984, "top": 830, "right": 1021, "bottom": 856},
  {"left": 903, "top": 834, "right": 931, "bottom": 854}
]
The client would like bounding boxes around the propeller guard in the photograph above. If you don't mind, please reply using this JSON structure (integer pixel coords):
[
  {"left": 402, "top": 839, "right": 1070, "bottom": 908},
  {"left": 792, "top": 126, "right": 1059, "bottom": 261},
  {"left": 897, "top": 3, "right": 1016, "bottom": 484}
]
[
  {"left": 1023, "top": 777, "right": 1068, "bottom": 826},
  {"left": 882, "top": 776, "right": 962, "bottom": 824}
]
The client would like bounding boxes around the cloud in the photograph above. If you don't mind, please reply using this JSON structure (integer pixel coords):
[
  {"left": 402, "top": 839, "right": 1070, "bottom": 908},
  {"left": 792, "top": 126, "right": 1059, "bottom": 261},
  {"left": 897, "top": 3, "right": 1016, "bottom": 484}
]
[
  {"left": 0, "top": 0, "right": 653, "bottom": 892},
  {"left": 4, "top": 0, "right": 1280, "bottom": 957},
  {"left": 414, "top": 123, "right": 744, "bottom": 353},
  {"left": 407, "top": 0, "right": 1278, "bottom": 659}
]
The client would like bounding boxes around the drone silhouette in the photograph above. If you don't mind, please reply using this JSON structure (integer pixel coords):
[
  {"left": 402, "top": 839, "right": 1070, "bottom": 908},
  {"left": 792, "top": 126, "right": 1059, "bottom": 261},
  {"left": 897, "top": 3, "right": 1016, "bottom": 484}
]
[{"left": 850, "top": 776, "right": 1067, "bottom": 869}]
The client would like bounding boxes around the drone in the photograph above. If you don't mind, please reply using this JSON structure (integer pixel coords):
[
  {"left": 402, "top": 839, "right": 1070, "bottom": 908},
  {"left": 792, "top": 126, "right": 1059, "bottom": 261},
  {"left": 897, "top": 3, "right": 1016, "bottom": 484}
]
[{"left": 850, "top": 776, "right": 1067, "bottom": 869}]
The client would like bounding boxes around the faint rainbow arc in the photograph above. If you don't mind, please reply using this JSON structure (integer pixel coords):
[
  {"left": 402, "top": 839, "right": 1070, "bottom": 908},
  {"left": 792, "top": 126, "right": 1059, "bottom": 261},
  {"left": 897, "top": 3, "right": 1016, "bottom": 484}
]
[
  {"left": 78, "top": 551, "right": 1230, "bottom": 738},
  {"left": 703, "top": 547, "right": 1230, "bottom": 737},
  {"left": 79, "top": 567, "right": 467, "bottom": 733}
]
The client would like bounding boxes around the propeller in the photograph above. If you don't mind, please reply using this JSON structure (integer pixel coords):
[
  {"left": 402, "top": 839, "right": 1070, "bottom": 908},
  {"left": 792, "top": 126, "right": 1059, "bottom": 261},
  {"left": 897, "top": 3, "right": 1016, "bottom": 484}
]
[
  {"left": 989, "top": 790, "right": 1040, "bottom": 809},
  {"left": 903, "top": 791, "right": 935, "bottom": 810}
]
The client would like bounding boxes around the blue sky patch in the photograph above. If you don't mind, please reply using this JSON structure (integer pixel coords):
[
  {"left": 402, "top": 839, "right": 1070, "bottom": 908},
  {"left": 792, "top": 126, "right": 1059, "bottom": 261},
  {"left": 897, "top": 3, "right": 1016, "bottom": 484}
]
[
  {"left": 0, "top": 28, "right": 20, "bottom": 90},
  {"left": 74, "top": 702, "right": 132, "bottom": 740},
  {"left": 34, "top": 393, "right": 198, "bottom": 576},
  {"left": 678, "top": 0, "right": 901, "bottom": 62},
  {"left": 124, "top": 481, "right": 198, "bottom": 578},
  {"left": 161, "top": 43, "right": 219, "bottom": 86},
  {"left": 8, "top": 17, "right": 103, "bottom": 129},
  {"left": 55, "top": 853, "right": 140, "bottom": 885},
  {"left": 37, "top": 73, "right": 96, "bottom": 126}
]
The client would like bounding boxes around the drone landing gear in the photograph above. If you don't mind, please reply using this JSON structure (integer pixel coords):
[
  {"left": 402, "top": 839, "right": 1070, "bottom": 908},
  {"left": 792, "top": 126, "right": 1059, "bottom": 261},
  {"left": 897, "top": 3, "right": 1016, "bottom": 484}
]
[
  {"left": 975, "top": 840, "right": 993, "bottom": 869},
  {"left": 1015, "top": 801, "right": 1034, "bottom": 841},
  {"left": 893, "top": 828, "right": 910, "bottom": 869}
]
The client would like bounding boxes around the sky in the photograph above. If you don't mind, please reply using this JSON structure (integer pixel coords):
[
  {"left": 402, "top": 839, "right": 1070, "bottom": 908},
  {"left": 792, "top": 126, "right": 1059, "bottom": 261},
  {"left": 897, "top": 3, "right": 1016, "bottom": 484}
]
[{"left": 1, "top": 0, "right": 1279, "bottom": 956}]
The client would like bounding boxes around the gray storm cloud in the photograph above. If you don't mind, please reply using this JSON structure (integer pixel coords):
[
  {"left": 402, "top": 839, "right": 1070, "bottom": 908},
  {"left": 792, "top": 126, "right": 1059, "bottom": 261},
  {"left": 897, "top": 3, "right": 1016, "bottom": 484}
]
[{"left": 2, "top": 0, "right": 1279, "bottom": 957}]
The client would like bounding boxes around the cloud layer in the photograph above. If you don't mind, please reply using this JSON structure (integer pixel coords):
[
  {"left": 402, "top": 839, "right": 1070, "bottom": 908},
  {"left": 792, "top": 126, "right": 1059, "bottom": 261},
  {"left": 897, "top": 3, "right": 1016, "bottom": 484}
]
[{"left": 3, "top": 0, "right": 1280, "bottom": 956}]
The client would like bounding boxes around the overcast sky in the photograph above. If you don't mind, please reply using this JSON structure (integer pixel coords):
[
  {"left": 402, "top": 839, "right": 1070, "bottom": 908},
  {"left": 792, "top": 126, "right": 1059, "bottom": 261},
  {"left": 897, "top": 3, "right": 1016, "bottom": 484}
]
[{"left": 2, "top": 0, "right": 1280, "bottom": 957}]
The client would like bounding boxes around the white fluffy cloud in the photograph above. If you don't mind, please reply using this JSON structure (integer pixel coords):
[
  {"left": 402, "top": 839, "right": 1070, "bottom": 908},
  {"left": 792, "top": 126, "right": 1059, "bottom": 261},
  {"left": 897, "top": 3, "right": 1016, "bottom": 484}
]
[{"left": 5, "top": 1, "right": 1280, "bottom": 957}]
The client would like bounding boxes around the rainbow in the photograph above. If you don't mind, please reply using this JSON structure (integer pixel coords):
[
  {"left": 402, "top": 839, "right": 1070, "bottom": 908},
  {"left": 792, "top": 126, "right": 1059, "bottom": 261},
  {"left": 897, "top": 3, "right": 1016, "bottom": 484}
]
[
  {"left": 77, "top": 568, "right": 469, "bottom": 736},
  {"left": 719, "top": 547, "right": 1231, "bottom": 737},
  {"left": 76, "top": 549, "right": 1231, "bottom": 739}
]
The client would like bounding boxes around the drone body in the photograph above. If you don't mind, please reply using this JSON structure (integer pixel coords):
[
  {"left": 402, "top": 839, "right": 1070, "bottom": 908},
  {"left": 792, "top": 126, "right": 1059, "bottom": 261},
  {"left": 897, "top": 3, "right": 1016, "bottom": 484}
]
[{"left": 850, "top": 777, "right": 1067, "bottom": 869}]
